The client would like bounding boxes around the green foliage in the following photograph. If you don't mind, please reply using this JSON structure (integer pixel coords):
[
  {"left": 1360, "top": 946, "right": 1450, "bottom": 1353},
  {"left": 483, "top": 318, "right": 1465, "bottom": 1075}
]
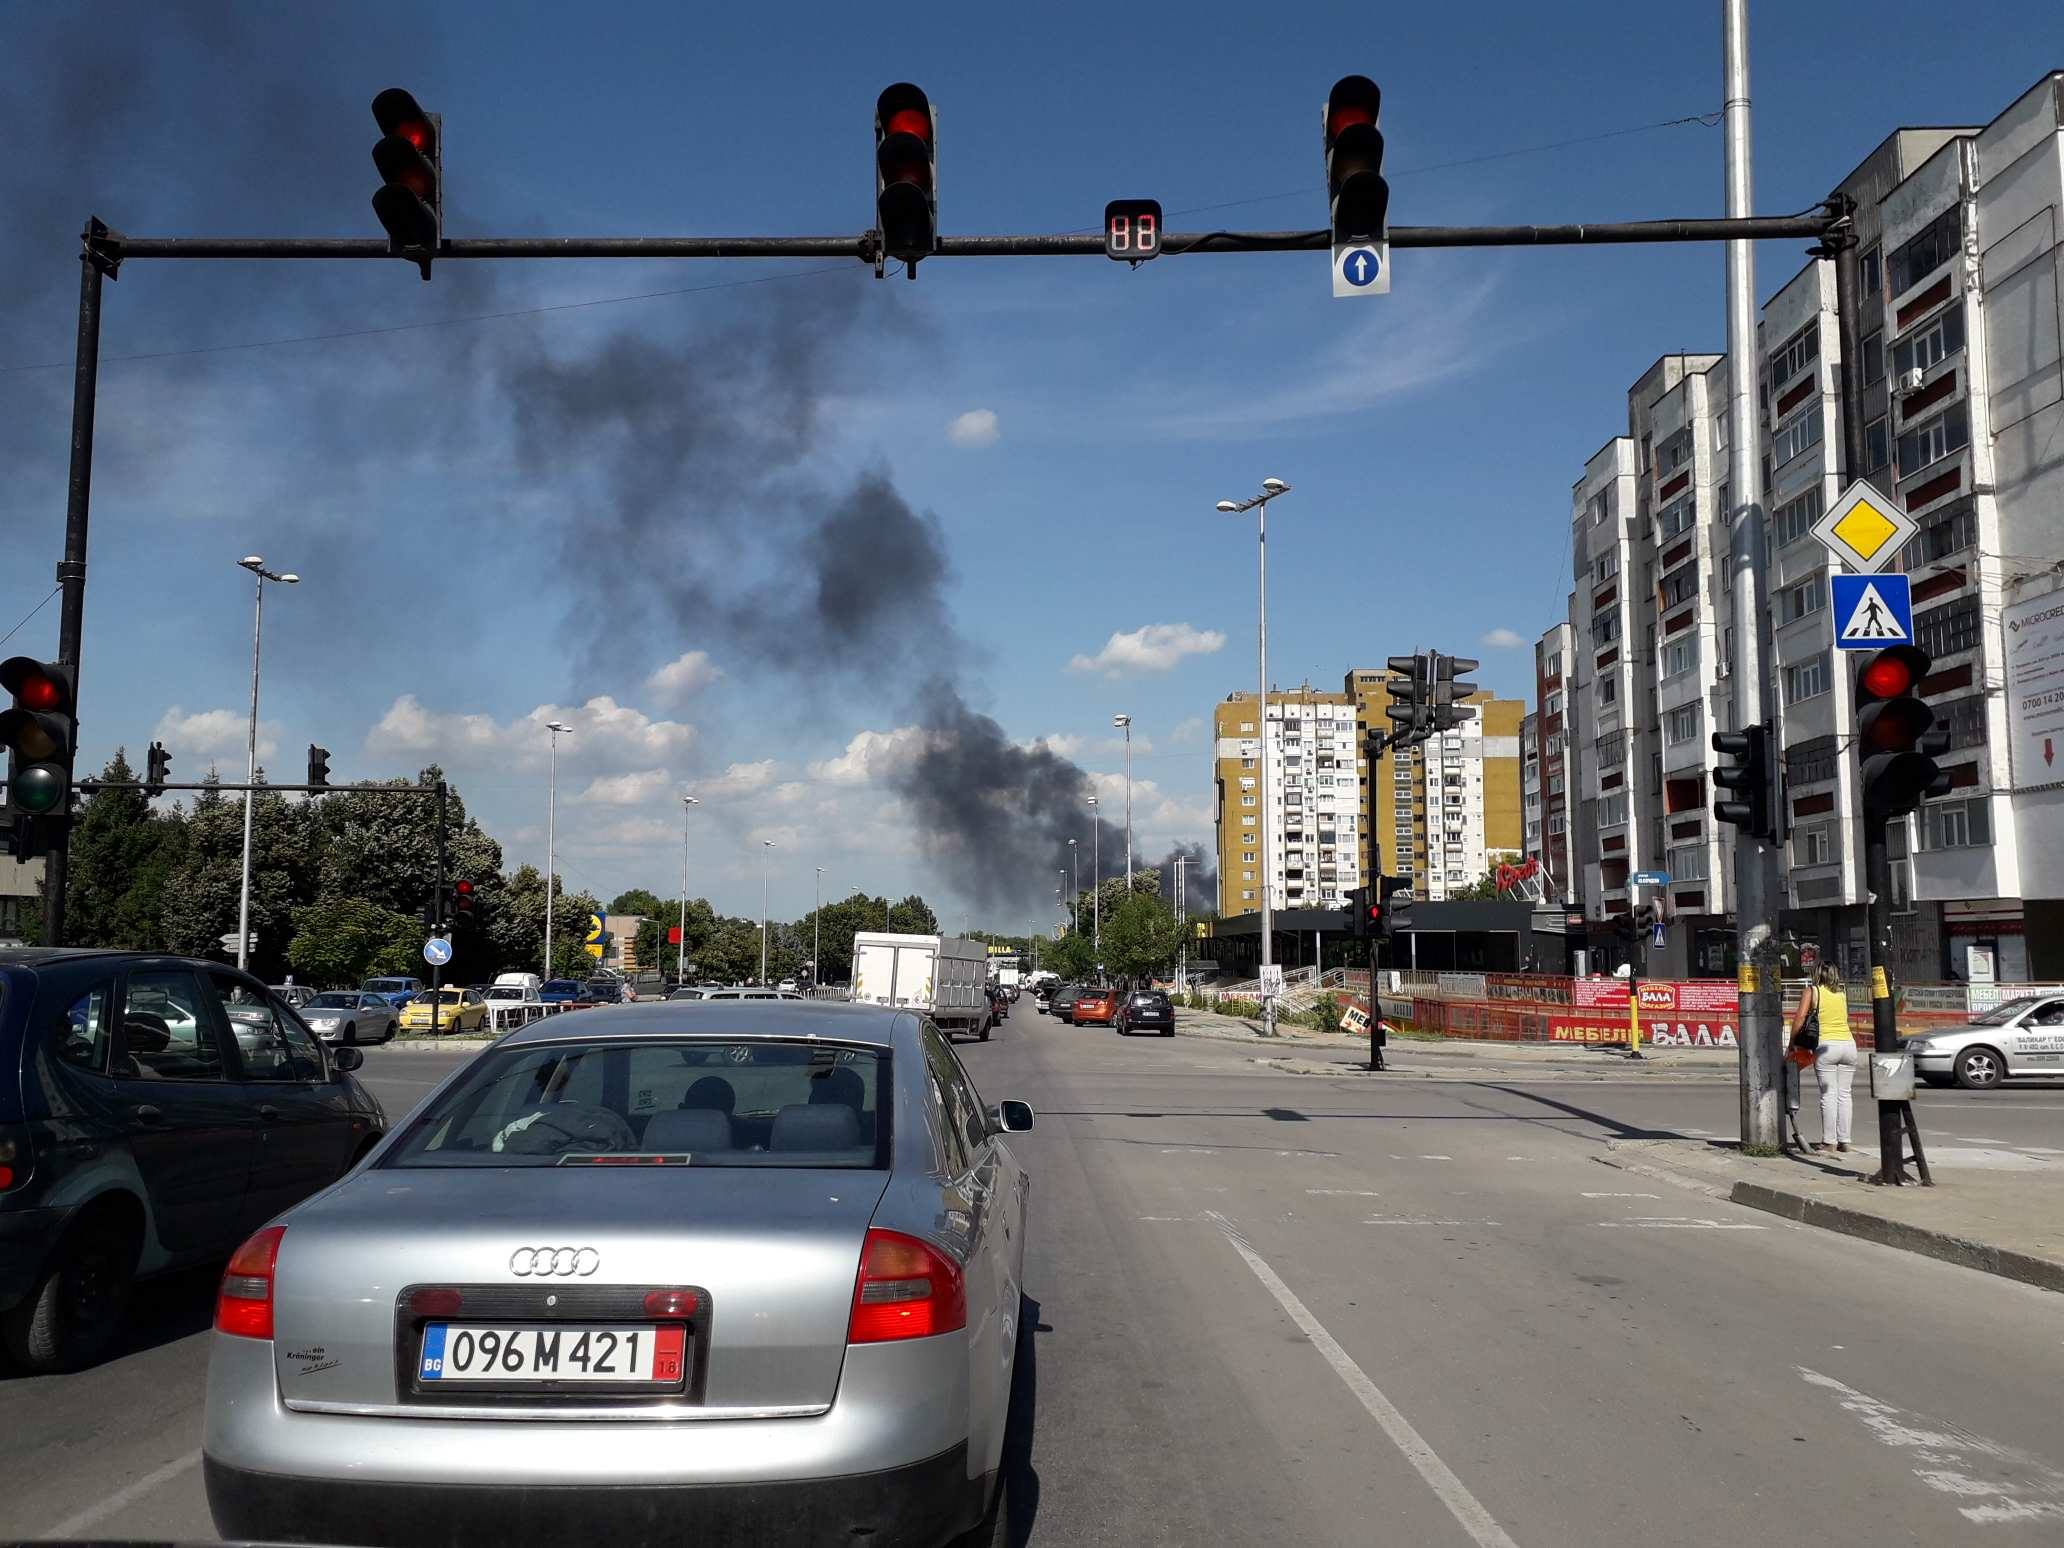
[
  {"left": 1444, "top": 873, "right": 1506, "bottom": 901},
  {"left": 287, "top": 895, "right": 422, "bottom": 986},
  {"left": 888, "top": 894, "right": 939, "bottom": 935},
  {"left": 608, "top": 888, "right": 669, "bottom": 918},
  {"left": 1042, "top": 930, "right": 1096, "bottom": 982},
  {"left": 1098, "top": 891, "right": 1187, "bottom": 982},
  {"left": 65, "top": 750, "right": 188, "bottom": 950}
]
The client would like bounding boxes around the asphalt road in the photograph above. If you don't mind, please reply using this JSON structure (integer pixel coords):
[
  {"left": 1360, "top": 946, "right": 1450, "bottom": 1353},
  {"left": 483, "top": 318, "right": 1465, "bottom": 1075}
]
[{"left": 4, "top": 1020, "right": 2062, "bottom": 1545}]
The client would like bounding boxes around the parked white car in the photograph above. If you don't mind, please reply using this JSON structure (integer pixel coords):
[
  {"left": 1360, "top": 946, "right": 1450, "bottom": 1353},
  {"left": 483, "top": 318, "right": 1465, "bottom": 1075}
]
[
  {"left": 480, "top": 982, "right": 546, "bottom": 1031},
  {"left": 1905, "top": 994, "right": 2064, "bottom": 1088}
]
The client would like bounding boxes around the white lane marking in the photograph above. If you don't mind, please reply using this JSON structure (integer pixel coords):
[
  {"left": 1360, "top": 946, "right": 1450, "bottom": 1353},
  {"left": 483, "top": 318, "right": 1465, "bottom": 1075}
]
[
  {"left": 1798, "top": 1366, "right": 2064, "bottom": 1524},
  {"left": 1365, "top": 1216, "right": 1503, "bottom": 1227},
  {"left": 1582, "top": 1191, "right": 1662, "bottom": 1199},
  {"left": 1417, "top": 1154, "right": 1454, "bottom": 1161},
  {"left": 44, "top": 1449, "right": 202, "bottom": 1538},
  {"left": 1207, "top": 1214, "right": 1522, "bottom": 1548},
  {"left": 1595, "top": 1218, "right": 1766, "bottom": 1230},
  {"left": 1308, "top": 1188, "right": 1383, "bottom": 1197}
]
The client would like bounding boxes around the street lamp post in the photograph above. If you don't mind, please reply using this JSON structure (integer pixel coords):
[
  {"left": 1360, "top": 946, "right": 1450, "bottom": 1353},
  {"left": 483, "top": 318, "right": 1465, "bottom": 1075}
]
[
  {"left": 234, "top": 556, "right": 298, "bottom": 974},
  {"left": 543, "top": 720, "right": 571, "bottom": 978},
  {"left": 1216, "top": 477, "right": 1291, "bottom": 1036},
  {"left": 814, "top": 866, "right": 825, "bottom": 989},
  {"left": 1068, "top": 841, "right": 1079, "bottom": 933},
  {"left": 1113, "top": 713, "right": 1133, "bottom": 886},
  {"left": 1086, "top": 794, "right": 1101, "bottom": 956},
  {"left": 677, "top": 795, "right": 699, "bottom": 983},
  {"left": 759, "top": 840, "right": 777, "bottom": 984}
]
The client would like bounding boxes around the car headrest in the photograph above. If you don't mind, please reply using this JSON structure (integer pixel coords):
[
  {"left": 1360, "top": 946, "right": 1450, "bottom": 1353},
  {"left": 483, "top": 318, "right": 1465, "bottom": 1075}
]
[
  {"left": 123, "top": 1013, "right": 172, "bottom": 1053},
  {"left": 770, "top": 1102, "right": 862, "bottom": 1152},
  {"left": 808, "top": 1067, "right": 865, "bottom": 1110},
  {"left": 642, "top": 1108, "right": 734, "bottom": 1152},
  {"left": 682, "top": 1076, "right": 737, "bottom": 1114}
]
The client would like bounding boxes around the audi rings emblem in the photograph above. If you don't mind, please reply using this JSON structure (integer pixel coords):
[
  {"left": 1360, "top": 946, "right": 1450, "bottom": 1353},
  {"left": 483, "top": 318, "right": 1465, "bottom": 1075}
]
[{"left": 510, "top": 1246, "right": 600, "bottom": 1277}]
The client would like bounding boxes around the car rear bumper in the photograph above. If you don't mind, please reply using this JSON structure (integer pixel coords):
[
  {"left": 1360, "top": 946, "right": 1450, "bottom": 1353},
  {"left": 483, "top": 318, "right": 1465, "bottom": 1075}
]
[{"left": 206, "top": 1442, "right": 980, "bottom": 1548}]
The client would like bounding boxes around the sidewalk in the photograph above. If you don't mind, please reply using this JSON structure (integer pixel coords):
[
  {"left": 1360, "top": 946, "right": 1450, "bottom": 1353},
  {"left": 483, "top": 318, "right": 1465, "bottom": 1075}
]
[
  {"left": 1599, "top": 1137, "right": 2064, "bottom": 1294},
  {"left": 1172, "top": 1007, "right": 1738, "bottom": 1075}
]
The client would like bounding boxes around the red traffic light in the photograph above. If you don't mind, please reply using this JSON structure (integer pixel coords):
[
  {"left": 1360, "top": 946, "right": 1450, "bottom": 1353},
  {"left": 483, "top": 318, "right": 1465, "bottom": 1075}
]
[
  {"left": 875, "top": 83, "right": 938, "bottom": 268},
  {"left": 372, "top": 88, "right": 438, "bottom": 156},
  {"left": 1, "top": 657, "right": 70, "bottom": 715},
  {"left": 1366, "top": 904, "right": 1382, "bottom": 923},
  {"left": 1324, "top": 75, "right": 1382, "bottom": 145},
  {"left": 1856, "top": 645, "right": 1928, "bottom": 703}
]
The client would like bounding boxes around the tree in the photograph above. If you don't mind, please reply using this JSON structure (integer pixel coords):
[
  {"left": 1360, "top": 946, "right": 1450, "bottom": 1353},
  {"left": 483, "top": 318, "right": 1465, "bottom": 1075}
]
[
  {"left": 887, "top": 894, "right": 939, "bottom": 934},
  {"left": 287, "top": 895, "right": 423, "bottom": 986},
  {"left": 487, "top": 864, "right": 603, "bottom": 980},
  {"left": 634, "top": 898, "right": 719, "bottom": 980},
  {"left": 1100, "top": 891, "right": 1187, "bottom": 983},
  {"left": 1043, "top": 930, "right": 1096, "bottom": 982},
  {"left": 64, "top": 749, "right": 188, "bottom": 949},
  {"left": 608, "top": 888, "right": 668, "bottom": 918},
  {"left": 696, "top": 917, "right": 770, "bottom": 985},
  {"left": 1446, "top": 874, "right": 1506, "bottom": 901},
  {"left": 159, "top": 774, "right": 320, "bottom": 981}
]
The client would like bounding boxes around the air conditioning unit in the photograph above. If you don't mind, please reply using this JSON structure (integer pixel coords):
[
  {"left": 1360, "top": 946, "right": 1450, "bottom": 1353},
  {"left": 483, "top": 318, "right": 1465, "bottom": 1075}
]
[{"left": 1898, "top": 367, "right": 1926, "bottom": 395}]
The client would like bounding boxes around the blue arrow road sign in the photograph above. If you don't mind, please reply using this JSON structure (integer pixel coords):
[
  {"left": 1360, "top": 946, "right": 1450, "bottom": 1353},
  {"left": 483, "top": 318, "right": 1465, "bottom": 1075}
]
[
  {"left": 1341, "top": 248, "right": 1380, "bottom": 286},
  {"left": 422, "top": 935, "right": 453, "bottom": 967},
  {"left": 1832, "top": 572, "right": 1914, "bottom": 649}
]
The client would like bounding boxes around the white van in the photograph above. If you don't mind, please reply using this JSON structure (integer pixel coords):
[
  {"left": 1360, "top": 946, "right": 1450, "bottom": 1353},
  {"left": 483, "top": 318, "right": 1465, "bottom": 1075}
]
[{"left": 493, "top": 971, "right": 544, "bottom": 994}]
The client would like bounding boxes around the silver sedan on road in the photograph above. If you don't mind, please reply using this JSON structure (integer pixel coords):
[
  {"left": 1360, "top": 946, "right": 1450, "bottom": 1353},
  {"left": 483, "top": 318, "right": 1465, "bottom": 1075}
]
[
  {"left": 203, "top": 1001, "right": 1033, "bottom": 1548},
  {"left": 297, "top": 990, "right": 400, "bottom": 1046}
]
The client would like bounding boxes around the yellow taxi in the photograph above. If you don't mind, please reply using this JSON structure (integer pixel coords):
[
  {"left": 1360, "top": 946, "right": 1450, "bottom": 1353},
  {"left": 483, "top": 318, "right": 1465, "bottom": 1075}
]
[{"left": 397, "top": 987, "right": 489, "bottom": 1034}]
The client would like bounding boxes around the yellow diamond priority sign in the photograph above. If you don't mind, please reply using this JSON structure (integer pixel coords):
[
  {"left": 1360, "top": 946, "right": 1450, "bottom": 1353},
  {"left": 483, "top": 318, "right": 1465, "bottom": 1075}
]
[{"left": 1809, "top": 479, "right": 1917, "bottom": 574}]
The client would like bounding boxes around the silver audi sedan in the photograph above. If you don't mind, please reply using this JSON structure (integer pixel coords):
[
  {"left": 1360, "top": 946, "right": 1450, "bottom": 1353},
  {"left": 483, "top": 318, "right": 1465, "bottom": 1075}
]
[{"left": 203, "top": 1001, "right": 1033, "bottom": 1548}]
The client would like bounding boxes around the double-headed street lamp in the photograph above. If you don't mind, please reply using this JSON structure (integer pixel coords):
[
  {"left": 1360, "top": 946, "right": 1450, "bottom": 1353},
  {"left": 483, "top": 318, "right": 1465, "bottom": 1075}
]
[
  {"left": 234, "top": 556, "right": 298, "bottom": 974},
  {"left": 1113, "top": 713, "right": 1133, "bottom": 885},
  {"left": 543, "top": 720, "right": 572, "bottom": 977},
  {"left": 1216, "top": 477, "right": 1291, "bottom": 1036},
  {"left": 677, "top": 794, "right": 700, "bottom": 983}
]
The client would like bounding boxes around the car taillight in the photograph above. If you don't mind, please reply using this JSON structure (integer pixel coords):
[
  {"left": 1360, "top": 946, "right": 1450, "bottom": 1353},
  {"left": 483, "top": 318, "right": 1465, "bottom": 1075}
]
[
  {"left": 216, "top": 1225, "right": 286, "bottom": 1340},
  {"left": 849, "top": 1228, "right": 966, "bottom": 1343},
  {"left": 0, "top": 1127, "right": 27, "bottom": 1192}
]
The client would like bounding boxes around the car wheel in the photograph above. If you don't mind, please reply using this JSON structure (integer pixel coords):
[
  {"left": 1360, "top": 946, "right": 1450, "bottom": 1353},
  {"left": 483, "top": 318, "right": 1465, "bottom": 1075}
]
[
  {"left": 1918, "top": 1071, "right": 1953, "bottom": 1088},
  {"left": 2, "top": 1211, "right": 137, "bottom": 1373},
  {"left": 341, "top": 1022, "right": 356, "bottom": 1046},
  {"left": 1953, "top": 1045, "right": 2005, "bottom": 1090}
]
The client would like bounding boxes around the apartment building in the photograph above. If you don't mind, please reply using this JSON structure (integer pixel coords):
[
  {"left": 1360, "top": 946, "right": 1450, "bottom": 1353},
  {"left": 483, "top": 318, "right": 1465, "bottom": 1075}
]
[
  {"left": 1524, "top": 622, "right": 1577, "bottom": 905},
  {"left": 1212, "top": 673, "right": 1525, "bottom": 917},
  {"left": 1552, "top": 73, "right": 2064, "bottom": 983}
]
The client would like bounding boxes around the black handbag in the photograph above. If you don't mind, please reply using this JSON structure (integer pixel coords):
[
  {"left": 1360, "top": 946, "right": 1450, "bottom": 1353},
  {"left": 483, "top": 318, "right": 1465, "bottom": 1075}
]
[{"left": 1790, "top": 994, "right": 1822, "bottom": 1054}]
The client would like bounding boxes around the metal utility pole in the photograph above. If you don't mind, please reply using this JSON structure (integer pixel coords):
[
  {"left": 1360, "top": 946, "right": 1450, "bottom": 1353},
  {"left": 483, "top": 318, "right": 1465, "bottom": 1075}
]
[
  {"left": 1216, "top": 479, "right": 1292, "bottom": 1035},
  {"left": 677, "top": 794, "right": 699, "bottom": 983},
  {"left": 1069, "top": 842, "right": 1080, "bottom": 932},
  {"left": 543, "top": 721, "right": 570, "bottom": 978},
  {"left": 234, "top": 556, "right": 298, "bottom": 972},
  {"left": 759, "top": 840, "right": 777, "bottom": 984},
  {"left": 1087, "top": 794, "right": 1101, "bottom": 956},
  {"left": 814, "top": 866, "right": 824, "bottom": 988},
  {"left": 1114, "top": 713, "right": 1133, "bottom": 883},
  {"left": 1723, "top": 0, "right": 1784, "bottom": 1151},
  {"left": 1175, "top": 854, "right": 1188, "bottom": 992}
]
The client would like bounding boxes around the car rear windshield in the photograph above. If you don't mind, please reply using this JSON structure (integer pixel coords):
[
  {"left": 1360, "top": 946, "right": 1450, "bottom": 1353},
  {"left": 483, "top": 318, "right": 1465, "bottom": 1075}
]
[
  {"left": 364, "top": 980, "right": 413, "bottom": 992},
  {"left": 1131, "top": 992, "right": 1169, "bottom": 1005},
  {"left": 380, "top": 1038, "right": 889, "bottom": 1169}
]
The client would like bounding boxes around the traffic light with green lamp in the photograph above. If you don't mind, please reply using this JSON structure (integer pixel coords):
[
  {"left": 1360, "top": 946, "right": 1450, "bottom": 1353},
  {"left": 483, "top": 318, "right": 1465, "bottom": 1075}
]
[{"left": 1, "top": 658, "right": 76, "bottom": 858}]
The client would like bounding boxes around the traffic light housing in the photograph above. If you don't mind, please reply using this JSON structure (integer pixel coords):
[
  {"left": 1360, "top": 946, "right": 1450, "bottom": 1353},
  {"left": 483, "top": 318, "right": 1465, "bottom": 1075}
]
[
  {"left": 1711, "top": 721, "right": 1777, "bottom": 841},
  {"left": 145, "top": 740, "right": 171, "bottom": 798},
  {"left": 875, "top": 83, "right": 937, "bottom": 272},
  {"left": 1384, "top": 653, "right": 1427, "bottom": 741},
  {"left": 1429, "top": 653, "right": 1479, "bottom": 733},
  {"left": 1855, "top": 646, "right": 1950, "bottom": 819},
  {"left": 1341, "top": 886, "right": 1369, "bottom": 941},
  {"left": 1378, "top": 875, "right": 1412, "bottom": 938},
  {"left": 307, "top": 744, "right": 330, "bottom": 788},
  {"left": 371, "top": 88, "right": 442, "bottom": 279},
  {"left": 1323, "top": 75, "right": 1389, "bottom": 246},
  {"left": 453, "top": 879, "right": 477, "bottom": 920},
  {"left": 1, "top": 658, "right": 77, "bottom": 855}
]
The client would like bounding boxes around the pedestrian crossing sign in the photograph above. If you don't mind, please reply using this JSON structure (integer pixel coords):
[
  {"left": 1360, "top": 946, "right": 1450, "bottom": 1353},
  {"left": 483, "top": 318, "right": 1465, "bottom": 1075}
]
[{"left": 1832, "top": 573, "right": 1914, "bottom": 650}]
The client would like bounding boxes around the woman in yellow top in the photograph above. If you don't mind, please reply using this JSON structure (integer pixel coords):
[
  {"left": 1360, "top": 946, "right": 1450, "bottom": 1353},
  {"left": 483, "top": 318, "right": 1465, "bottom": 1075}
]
[{"left": 1789, "top": 964, "right": 1857, "bottom": 1151}]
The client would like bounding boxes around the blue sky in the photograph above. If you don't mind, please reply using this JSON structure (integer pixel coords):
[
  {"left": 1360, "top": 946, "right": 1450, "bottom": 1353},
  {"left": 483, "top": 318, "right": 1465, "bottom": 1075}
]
[{"left": 3, "top": 2, "right": 2055, "bottom": 930}]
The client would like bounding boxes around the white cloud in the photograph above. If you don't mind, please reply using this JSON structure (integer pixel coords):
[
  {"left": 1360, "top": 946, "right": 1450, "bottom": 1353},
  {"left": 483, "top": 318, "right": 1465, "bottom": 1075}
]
[
  {"left": 1027, "top": 732, "right": 1085, "bottom": 758},
  {"left": 153, "top": 706, "right": 277, "bottom": 764},
  {"left": 808, "top": 726, "right": 937, "bottom": 786},
  {"left": 576, "top": 769, "right": 675, "bottom": 806},
  {"left": 1068, "top": 623, "right": 1226, "bottom": 678},
  {"left": 645, "top": 650, "right": 721, "bottom": 707},
  {"left": 1479, "top": 627, "right": 1528, "bottom": 649},
  {"left": 695, "top": 760, "right": 780, "bottom": 798},
  {"left": 946, "top": 408, "right": 1000, "bottom": 447},
  {"left": 1167, "top": 716, "right": 1206, "bottom": 745},
  {"left": 367, "top": 694, "right": 696, "bottom": 770}
]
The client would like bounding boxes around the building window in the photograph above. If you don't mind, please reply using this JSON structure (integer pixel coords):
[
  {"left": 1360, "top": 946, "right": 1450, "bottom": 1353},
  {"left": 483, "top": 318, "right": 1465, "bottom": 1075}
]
[
  {"left": 1770, "top": 325, "right": 1818, "bottom": 385},
  {"left": 1786, "top": 734, "right": 1839, "bottom": 787},
  {"left": 1657, "top": 428, "right": 1695, "bottom": 475},
  {"left": 1668, "top": 843, "right": 1709, "bottom": 882},
  {"left": 1660, "top": 562, "right": 1700, "bottom": 609},
  {"left": 1548, "top": 814, "right": 1567, "bottom": 836},
  {"left": 1784, "top": 653, "right": 1831, "bottom": 705},
  {"left": 1864, "top": 416, "right": 1888, "bottom": 472},
  {"left": 1598, "top": 792, "right": 1628, "bottom": 827},
  {"left": 1239, "top": 776, "right": 1257, "bottom": 789},
  {"left": 1888, "top": 207, "right": 1960, "bottom": 296},
  {"left": 1546, "top": 733, "right": 1562, "bottom": 756},
  {"left": 1796, "top": 823, "right": 1835, "bottom": 867},
  {"left": 1591, "top": 606, "right": 1622, "bottom": 646},
  {"left": 1596, "top": 731, "right": 1626, "bottom": 766},
  {"left": 1242, "top": 851, "right": 1255, "bottom": 863},
  {"left": 1918, "top": 796, "right": 1991, "bottom": 851},
  {"left": 1241, "top": 795, "right": 1257, "bottom": 806},
  {"left": 1893, "top": 307, "right": 1964, "bottom": 378},
  {"left": 1241, "top": 869, "right": 1254, "bottom": 881},
  {"left": 1773, "top": 486, "right": 1826, "bottom": 548},
  {"left": 1662, "top": 635, "right": 1699, "bottom": 679},
  {"left": 1860, "top": 242, "right": 1881, "bottom": 298},
  {"left": 1937, "top": 694, "right": 1988, "bottom": 750},
  {"left": 1239, "top": 721, "right": 1256, "bottom": 732},
  {"left": 1546, "top": 650, "right": 1563, "bottom": 677},
  {"left": 1658, "top": 498, "right": 1696, "bottom": 540},
  {"left": 1900, "top": 502, "right": 1978, "bottom": 568},
  {"left": 1773, "top": 406, "right": 1823, "bottom": 464},
  {"left": 1242, "top": 815, "right": 1256, "bottom": 827},
  {"left": 1241, "top": 889, "right": 1255, "bottom": 901},
  {"left": 1547, "top": 773, "right": 1565, "bottom": 796},
  {"left": 1587, "top": 490, "right": 1611, "bottom": 526},
  {"left": 1896, "top": 404, "right": 1969, "bottom": 478},
  {"left": 1777, "top": 574, "right": 1826, "bottom": 624},
  {"left": 1914, "top": 596, "right": 1980, "bottom": 659},
  {"left": 1665, "top": 703, "right": 1702, "bottom": 745},
  {"left": 1861, "top": 331, "right": 1884, "bottom": 386},
  {"left": 1598, "top": 675, "right": 1618, "bottom": 708}
]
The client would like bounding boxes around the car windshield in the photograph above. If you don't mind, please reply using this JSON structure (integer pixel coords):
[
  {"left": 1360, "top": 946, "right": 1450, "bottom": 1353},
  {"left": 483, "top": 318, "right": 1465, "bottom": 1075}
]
[
  {"left": 543, "top": 980, "right": 580, "bottom": 993},
  {"left": 417, "top": 989, "right": 465, "bottom": 1005},
  {"left": 380, "top": 1038, "right": 889, "bottom": 1169},
  {"left": 306, "top": 992, "right": 359, "bottom": 1009},
  {"left": 363, "top": 979, "right": 412, "bottom": 993},
  {"left": 1967, "top": 996, "right": 2046, "bottom": 1027}
]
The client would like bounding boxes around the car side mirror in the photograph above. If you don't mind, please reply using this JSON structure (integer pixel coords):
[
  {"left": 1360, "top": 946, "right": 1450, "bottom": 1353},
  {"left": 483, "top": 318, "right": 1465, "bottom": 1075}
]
[
  {"left": 331, "top": 1045, "right": 365, "bottom": 1075},
  {"left": 990, "top": 1099, "right": 1035, "bottom": 1133}
]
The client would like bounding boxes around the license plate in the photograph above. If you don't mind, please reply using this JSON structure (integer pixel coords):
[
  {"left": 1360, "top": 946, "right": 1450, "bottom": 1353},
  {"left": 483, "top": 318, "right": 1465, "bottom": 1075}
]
[{"left": 418, "top": 1323, "right": 686, "bottom": 1384}]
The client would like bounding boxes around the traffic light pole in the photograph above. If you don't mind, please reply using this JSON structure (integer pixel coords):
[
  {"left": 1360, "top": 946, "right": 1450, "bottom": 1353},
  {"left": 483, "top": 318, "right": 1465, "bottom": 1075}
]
[{"left": 430, "top": 779, "right": 448, "bottom": 1040}]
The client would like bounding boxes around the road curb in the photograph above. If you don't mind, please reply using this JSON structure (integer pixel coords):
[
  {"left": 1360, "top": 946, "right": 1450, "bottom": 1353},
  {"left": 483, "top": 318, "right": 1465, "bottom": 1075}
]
[
  {"left": 1589, "top": 1153, "right": 1731, "bottom": 1199},
  {"left": 1727, "top": 1181, "right": 2064, "bottom": 1295}
]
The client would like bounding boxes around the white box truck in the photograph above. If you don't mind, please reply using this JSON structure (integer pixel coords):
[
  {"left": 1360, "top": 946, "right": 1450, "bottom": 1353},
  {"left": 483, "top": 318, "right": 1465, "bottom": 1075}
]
[{"left": 851, "top": 932, "right": 993, "bottom": 1039}]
